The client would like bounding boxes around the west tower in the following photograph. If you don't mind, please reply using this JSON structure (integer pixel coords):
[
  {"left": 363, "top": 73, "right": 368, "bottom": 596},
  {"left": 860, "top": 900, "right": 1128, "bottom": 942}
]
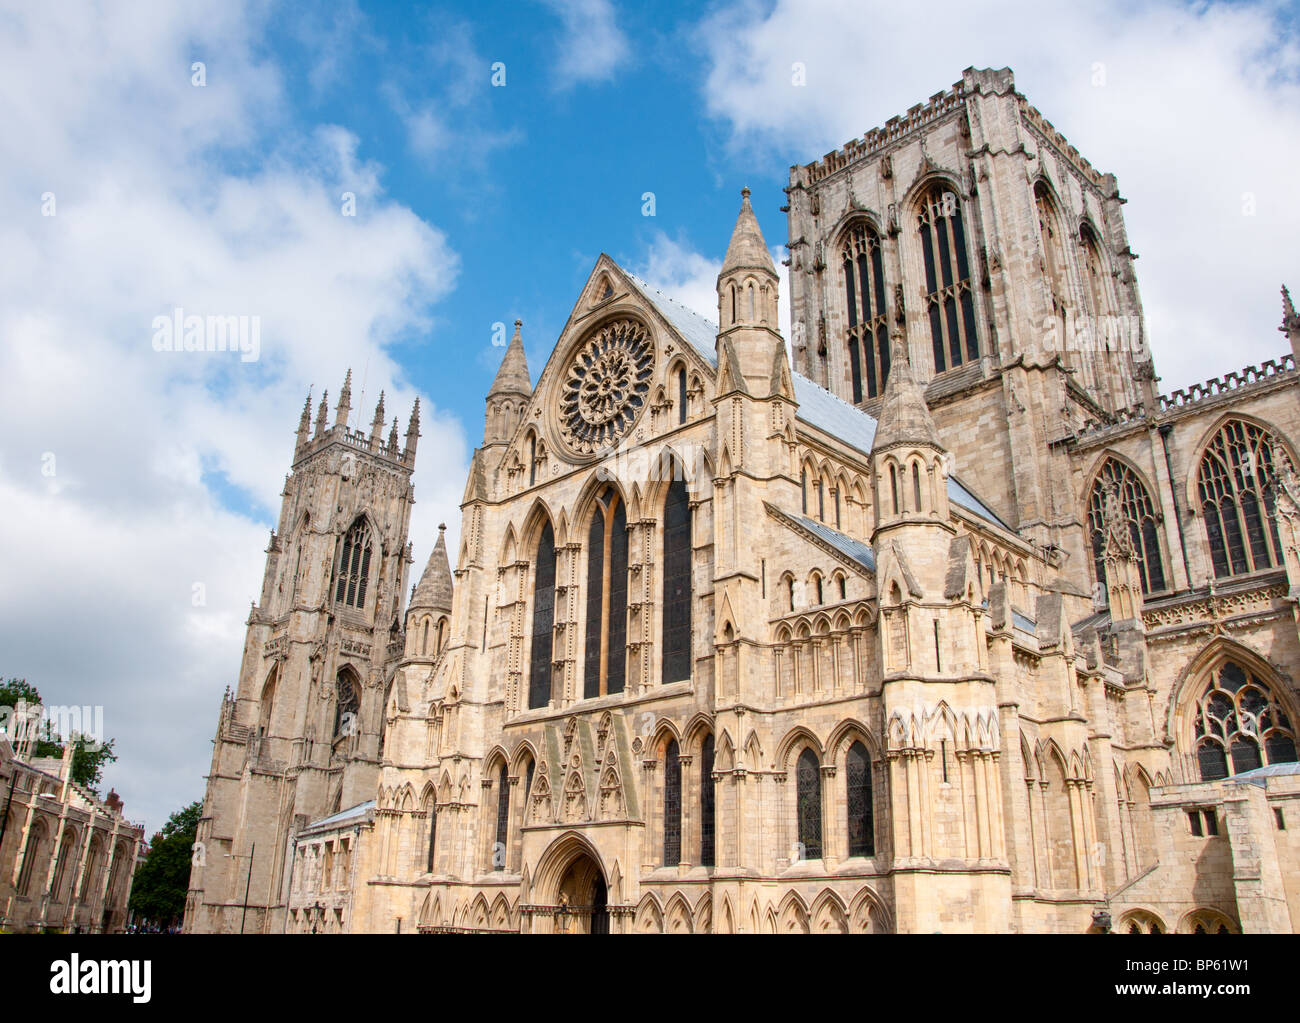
[{"left": 185, "top": 375, "right": 419, "bottom": 933}]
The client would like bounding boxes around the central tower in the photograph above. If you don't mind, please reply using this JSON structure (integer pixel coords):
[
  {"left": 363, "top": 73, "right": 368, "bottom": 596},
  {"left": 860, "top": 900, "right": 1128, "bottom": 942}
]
[{"left": 785, "top": 66, "right": 1157, "bottom": 564}]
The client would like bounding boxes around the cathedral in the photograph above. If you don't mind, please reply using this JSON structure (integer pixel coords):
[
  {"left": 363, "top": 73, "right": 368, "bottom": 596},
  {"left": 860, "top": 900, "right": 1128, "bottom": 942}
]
[{"left": 184, "top": 67, "right": 1300, "bottom": 934}]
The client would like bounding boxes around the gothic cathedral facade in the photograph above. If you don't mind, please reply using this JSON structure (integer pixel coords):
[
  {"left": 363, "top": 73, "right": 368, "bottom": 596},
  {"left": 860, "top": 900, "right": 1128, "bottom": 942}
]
[{"left": 186, "top": 67, "right": 1300, "bottom": 934}]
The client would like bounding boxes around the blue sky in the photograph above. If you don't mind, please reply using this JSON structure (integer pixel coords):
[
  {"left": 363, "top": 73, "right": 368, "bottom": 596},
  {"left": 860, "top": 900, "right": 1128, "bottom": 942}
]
[
  {"left": 0, "top": 0, "right": 1297, "bottom": 834},
  {"left": 261, "top": 1, "right": 796, "bottom": 427}
]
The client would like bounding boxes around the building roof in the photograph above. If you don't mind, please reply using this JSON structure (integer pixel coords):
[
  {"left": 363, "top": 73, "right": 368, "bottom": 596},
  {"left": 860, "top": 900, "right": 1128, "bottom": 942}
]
[
  {"left": 790, "top": 514, "right": 877, "bottom": 571},
  {"left": 1228, "top": 762, "right": 1300, "bottom": 785},
  {"left": 301, "top": 800, "right": 376, "bottom": 836},
  {"left": 624, "top": 272, "right": 719, "bottom": 368},
  {"left": 621, "top": 265, "right": 1012, "bottom": 537}
]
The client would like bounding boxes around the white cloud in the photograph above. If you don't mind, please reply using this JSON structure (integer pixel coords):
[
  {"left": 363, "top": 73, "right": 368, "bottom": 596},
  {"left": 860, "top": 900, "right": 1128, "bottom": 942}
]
[
  {"left": 691, "top": 0, "right": 1300, "bottom": 391},
  {"left": 0, "top": 2, "right": 468, "bottom": 832},
  {"left": 634, "top": 229, "right": 794, "bottom": 343},
  {"left": 537, "top": 0, "right": 631, "bottom": 89}
]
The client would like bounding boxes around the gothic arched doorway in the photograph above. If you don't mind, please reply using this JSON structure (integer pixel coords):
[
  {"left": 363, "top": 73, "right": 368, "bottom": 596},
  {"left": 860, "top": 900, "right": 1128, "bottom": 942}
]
[{"left": 554, "top": 851, "right": 609, "bottom": 934}]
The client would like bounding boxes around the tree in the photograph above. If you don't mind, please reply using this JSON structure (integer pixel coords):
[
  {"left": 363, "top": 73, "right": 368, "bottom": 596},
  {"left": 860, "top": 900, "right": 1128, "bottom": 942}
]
[
  {"left": 0, "top": 677, "right": 119, "bottom": 791},
  {"left": 128, "top": 800, "right": 202, "bottom": 929}
]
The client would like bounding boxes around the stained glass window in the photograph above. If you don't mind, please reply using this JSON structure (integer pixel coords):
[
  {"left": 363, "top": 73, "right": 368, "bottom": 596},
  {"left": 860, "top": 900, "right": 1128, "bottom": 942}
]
[
  {"left": 494, "top": 762, "right": 509, "bottom": 871},
  {"left": 528, "top": 522, "right": 556, "bottom": 709},
  {"left": 842, "top": 222, "right": 890, "bottom": 402},
  {"left": 662, "top": 477, "right": 692, "bottom": 684},
  {"left": 700, "top": 734, "right": 716, "bottom": 867},
  {"left": 796, "top": 748, "right": 823, "bottom": 859},
  {"left": 664, "top": 739, "right": 681, "bottom": 865},
  {"left": 1197, "top": 420, "right": 1286, "bottom": 578},
  {"left": 917, "top": 183, "right": 979, "bottom": 373},
  {"left": 1088, "top": 459, "right": 1167, "bottom": 594},
  {"left": 335, "top": 518, "right": 373, "bottom": 609},
  {"left": 1194, "top": 660, "right": 1297, "bottom": 780},
  {"left": 846, "top": 741, "right": 874, "bottom": 857}
]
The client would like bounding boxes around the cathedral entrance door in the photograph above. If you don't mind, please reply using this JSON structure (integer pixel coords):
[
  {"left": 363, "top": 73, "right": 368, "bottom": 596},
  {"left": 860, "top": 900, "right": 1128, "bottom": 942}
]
[{"left": 554, "top": 851, "right": 608, "bottom": 934}]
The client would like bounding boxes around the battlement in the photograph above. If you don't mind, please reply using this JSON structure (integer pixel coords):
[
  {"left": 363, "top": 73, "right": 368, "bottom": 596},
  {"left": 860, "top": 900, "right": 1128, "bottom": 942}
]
[
  {"left": 1078, "top": 352, "right": 1297, "bottom": 437},
  {"left": 293, "top": 423, "right": 413, "bottom": 470},
  {"left": 796, "top": 82, "right": 968, "bottom": 186},
  {"left": 790, "top": 67, "right": 1114, "bottom": 201}
]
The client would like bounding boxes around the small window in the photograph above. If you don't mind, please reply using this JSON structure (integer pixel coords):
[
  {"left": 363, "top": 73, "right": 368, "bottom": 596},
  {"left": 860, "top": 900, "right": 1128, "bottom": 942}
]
[
  {"left": 1275, "top": 808, "right": 1286, "bottom": 830},
  {"left": 1204, "top": 810, "right": 1219, "bottom": 836},
  {"left": 1188, "top": 810, "right": 1203, "bottom": 837}
]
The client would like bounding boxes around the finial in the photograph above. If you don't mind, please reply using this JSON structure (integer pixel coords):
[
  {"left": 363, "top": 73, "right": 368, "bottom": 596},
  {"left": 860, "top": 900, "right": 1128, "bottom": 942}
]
[
  {"left": 438, "top": 522, "right": 446, "bottom": 532},
  {"left": 1282, "top": 284, "right": 1298, "bottom": 329},
  {"left": 741, "top": 186, "right": 751, "bottom": 200}
]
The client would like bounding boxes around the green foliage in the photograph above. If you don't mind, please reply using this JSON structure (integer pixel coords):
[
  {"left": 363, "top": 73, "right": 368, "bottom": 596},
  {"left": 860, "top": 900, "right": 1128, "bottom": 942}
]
[
  {"left": 128, "top": 800, "right": 202, "bottom": 928},
  {"left": 0, "top": 677, "right": 119, "bottom": 793}
]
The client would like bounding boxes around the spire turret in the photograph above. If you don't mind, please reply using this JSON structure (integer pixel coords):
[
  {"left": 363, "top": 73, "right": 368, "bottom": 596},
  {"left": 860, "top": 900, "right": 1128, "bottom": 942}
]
[
  {"left": 314, "top": 390, "right": 329, "bottom": 437},
  {"left": 485, "top": 320, "right": 531, "bottom": 445},
  {"left": 409, "top": 524, "right": 453, "bottom": 614},
  {"left": 295, "top": 389, "right": 312, "bottom": 456},
  {"left": 872, "top": 329, "right": 942, "bottom": 452},
  {"left": 1282, "top": 284, "right": 1300, "bottom": 362},
  {"left": 335, "top": 369, "right": 353, "bottom": 428},
  {"left": 720, "top": 187, "right": 777, "bottom": 278},
  {"left": 369, "top": 390, "right": 386, "bottom": 450},
  {"left": 715, "top": 188, "right": 785, "bottom": 395},
  {"left": 404, "top": 397, "right": 421, "bottom": 463}
]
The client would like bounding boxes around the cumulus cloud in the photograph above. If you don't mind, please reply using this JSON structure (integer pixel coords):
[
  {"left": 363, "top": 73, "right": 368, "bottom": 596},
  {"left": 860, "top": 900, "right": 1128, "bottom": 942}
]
[
  {"left": 633, "top": 229, "right": 793, "bottom": 342},
  {"left": 537, "top": 0, "right": 631, "bottom": 89},
  {"left": 691, "top": 0, "right": 1300, "bottom": 390},
  {"left": 0, "top": 1, "right": 468, "bottom": 831}
]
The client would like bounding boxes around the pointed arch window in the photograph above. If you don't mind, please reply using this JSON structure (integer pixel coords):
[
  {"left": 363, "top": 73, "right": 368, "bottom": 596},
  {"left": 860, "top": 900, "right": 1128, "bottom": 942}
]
[
  {"left": 801, "top": 468, "right": 808, "bottom": 514},
  {"left": 662, "top": 476, "right": 693, "bottom": 685},
  {"left": 583, "top": 489, "right": 629, "bottom": 699},
  {"left": 1080, "top": 224, "right": 1110, "bottom": 318},
  {"left": 333, "top": 670, "right": 359, "bottom": 740},
  {"left": 523, "top": 759, "right": 535, "bottom": 825},
  {"left": 917, "top": 183, "right": 979, "bottom": 373},
  {"left": 663, "top": 738, "right": 682, "bottom": 865},
  {"left": 425, "top": 801, "right": 438, "bottom": 872},
  {"left": 842, "top": 222, "right": 890, "bottom": 402},
  {"left": 700, "top": 734, "right": 716, "bottom": 867},
  {"left": 334, "top": 518, "right": 373, "bottom": 610},
  {"left": 1087, "top": 459, "right": 1167, "bottom": 594},
  {"left": 528, "top": 522, "right": 556, "bottom": 709},
  {"left": 796, "top": 747, "right": 823, "bottom": 859},
  {"left": 1193, "top": 660, "right": 1297, "bottom": 781},
  {"left": 846, "top": 741, "right": 874, "bottom": 857},
  {"left": 18, "top": 820, "right": 47, "bottom": 896},
  {"left": 1035, "top": 182, "right": 1068, "bottom": 343},
  {"left": 1196, "top": 420, "right": 1286, "bottom": 578},
  {"left": 528, "top": 434, "right": 537, "bottom": 487},
  {"left": 493, "top": 762, "right": 510, "bottom": 871},
  {"left": 677, "top": 367, "right": 688, "bottom": 425}
]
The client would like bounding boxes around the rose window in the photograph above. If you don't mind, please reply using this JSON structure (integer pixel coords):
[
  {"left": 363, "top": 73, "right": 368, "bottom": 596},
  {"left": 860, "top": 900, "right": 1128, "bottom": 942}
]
[{"left": 560, "top": 319, "right": 653, "bottom": 454}]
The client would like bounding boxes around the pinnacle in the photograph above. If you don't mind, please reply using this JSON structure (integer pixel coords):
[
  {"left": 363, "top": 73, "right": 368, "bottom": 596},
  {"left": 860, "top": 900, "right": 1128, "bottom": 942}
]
[
  {"left": 410, "top": 524, "right": 453, "bottom": 612},
  {"left": 720, "top": 187, "right": 775, "bottom": 277},
  {"left": 872, "top": 328, "right": 943, "bottom": 451},
  {"left": 489, "top": 319, "right": 532, "bottom": 397}
]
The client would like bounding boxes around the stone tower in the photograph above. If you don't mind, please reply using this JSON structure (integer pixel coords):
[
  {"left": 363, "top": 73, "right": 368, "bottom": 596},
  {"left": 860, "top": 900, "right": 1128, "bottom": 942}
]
[
  {"left": 185, "top": 373, "right": 419, "bottom": 933},
  {"left": 785, "top": 66, "right": 1157, "bottom": 564}
]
